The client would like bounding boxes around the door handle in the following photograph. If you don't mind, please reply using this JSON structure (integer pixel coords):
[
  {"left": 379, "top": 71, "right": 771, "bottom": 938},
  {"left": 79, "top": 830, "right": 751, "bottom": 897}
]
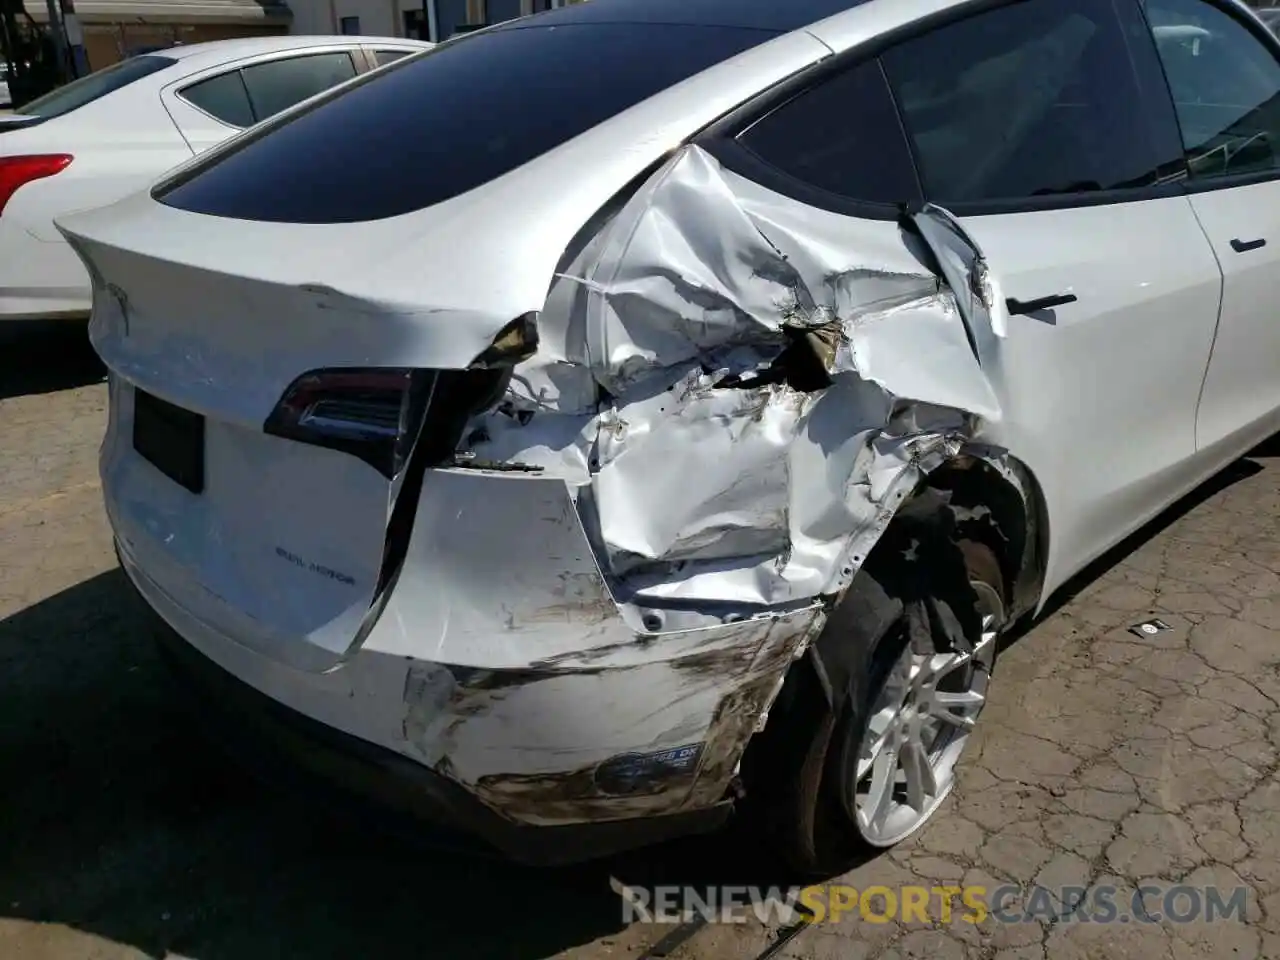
[
  {"left": 1006, "top": 293, "right": 1078, "bottom": 315},
  {"left": 1230, "top": 237, "right": 1266, "bottom": 253}
]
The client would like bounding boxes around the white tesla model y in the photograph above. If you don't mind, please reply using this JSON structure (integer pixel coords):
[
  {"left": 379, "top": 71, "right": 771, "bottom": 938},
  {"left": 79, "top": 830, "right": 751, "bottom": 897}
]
[{"left": 57, "top": 0, "right": 1280, "bottom": 873}]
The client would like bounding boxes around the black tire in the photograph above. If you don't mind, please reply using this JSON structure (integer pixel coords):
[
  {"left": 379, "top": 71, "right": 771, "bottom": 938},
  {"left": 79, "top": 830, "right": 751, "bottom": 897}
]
[{"left": 741, "top": 517, "right": 1005, "bottom": 880}]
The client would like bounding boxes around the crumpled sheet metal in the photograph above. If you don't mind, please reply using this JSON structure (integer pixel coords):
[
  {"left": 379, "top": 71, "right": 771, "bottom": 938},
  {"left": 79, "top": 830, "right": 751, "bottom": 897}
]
[
  {"left": 458, "top": 144, "right": 1009, "bottom": 610},
  {"left": 394, "top": 605, "right": 824, "bottom": 825},
  {"left": 577, "top": 147, "right": 1004, "bottom": 416}
]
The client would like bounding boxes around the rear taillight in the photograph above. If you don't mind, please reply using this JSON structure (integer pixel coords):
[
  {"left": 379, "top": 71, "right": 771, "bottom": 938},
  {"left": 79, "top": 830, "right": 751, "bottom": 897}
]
[
  {"left": 264, "top": 366, "right": 508, "bottom": 477},
  {"left": 265, "top": 315, "right": 537, "bottom": 478},
  {"left": 288, "top": 317, "right": 540, "bottom": 660},
  {"left": 0, "top": 154, "right": 73, "bottom": 214},
  {"left": 264, "top": 368, "right": 415, "bottom": 476}
]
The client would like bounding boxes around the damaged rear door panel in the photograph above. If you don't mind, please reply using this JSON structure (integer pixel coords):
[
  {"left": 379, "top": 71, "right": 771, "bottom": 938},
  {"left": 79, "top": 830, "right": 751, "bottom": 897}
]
[
  {"left": 871, "top": 0, "right": 1225, "bottom": 595},
  {"left": 322, "top": 141, "right": 1024, "bottom": 820},
  {"left": 947, "top": 202, "right": 1222, "bottom": 596}
]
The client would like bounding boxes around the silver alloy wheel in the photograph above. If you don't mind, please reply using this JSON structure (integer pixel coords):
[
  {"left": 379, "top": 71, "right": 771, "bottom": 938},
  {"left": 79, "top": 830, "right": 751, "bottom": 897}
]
[{"left": 852, "top": 579, "right": 1005, "bottom": 847}]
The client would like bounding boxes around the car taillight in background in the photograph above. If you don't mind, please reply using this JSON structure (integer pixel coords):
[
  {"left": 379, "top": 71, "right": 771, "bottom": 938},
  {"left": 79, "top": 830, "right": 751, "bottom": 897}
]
[{"left": 0, "top": 154, "right": 73, "bottom": 214}]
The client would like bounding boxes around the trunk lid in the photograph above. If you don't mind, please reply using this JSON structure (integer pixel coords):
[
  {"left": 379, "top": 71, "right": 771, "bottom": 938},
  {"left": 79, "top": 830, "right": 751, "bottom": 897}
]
[
  {"left": 61, "top": 192, "right": 546, "bottom": 672},
  {"left": 63, "top": 193, "right": 533, "bottom": 424}
]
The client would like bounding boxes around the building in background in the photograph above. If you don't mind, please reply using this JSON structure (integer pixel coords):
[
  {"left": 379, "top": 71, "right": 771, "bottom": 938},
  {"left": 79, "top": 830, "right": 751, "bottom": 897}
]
[
  {"left": 21, "top": 0, "right": 290, "bottom": 70},
  {"left": 296, "top": 0, "right": 585, "bottom": 43},
  {"left": 6, "top": 0, "right": 580, "bottom": 76}
]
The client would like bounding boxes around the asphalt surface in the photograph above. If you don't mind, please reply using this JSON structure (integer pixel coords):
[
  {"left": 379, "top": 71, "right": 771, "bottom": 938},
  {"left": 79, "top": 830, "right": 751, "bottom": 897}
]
[{"left": 3, "top": 318, "right": 1280, "bottom": 959}]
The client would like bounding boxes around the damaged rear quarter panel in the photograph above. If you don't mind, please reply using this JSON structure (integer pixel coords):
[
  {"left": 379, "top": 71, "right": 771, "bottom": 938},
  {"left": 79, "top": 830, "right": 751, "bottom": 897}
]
[
  {"left": 353, "top": 145, "right": 1026, "bottom": 825},
  {"left": 396, "top": 607, "right": 823, "bottom": 826},
  {"left": 457, "top": 145, "right": 1010, "bottom": 611}
]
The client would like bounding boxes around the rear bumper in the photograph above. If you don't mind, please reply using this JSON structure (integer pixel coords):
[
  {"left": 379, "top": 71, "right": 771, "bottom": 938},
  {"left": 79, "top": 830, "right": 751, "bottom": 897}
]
[
  {"left": 102, "top": 358, "right": 822, "bottom": 857},
  {"left": 116, "top": 525, "right": 818, "bottom": 861},
  {"left": 137, "top": 576, "right": 732, "bottom": 865}
]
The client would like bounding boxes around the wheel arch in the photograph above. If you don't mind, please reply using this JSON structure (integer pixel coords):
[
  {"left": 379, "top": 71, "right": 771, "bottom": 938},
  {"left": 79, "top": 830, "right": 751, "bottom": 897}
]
[
  {"left": 737, "top": 449, "right": 1050, "bottom": 812},
  {"left": 920, "top": 449, "right": 1050, "bottom": 626}
]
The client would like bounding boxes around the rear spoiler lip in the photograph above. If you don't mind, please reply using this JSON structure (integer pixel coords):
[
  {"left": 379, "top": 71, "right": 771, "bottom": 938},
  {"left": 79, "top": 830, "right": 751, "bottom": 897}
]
[{"left": 0, "top": 114, "right": 44, "bottom": 132}]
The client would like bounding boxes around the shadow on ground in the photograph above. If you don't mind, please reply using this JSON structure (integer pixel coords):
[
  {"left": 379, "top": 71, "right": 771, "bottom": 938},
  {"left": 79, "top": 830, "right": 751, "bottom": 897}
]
[
  {"left": 1248, "top": 431, "right": 1280, "bottom": 459},
  {"left": 1015, "top": 452, "right": 1266, "bottom": 631},
  {"left": 0, "top": 319, "right": 104, "bottom": 401},
  {"left": 0, "top": 570, "right": 617, "bottom": 960},
  {"left": 0, "top": 570, "right": 814, "bottom": 960}
]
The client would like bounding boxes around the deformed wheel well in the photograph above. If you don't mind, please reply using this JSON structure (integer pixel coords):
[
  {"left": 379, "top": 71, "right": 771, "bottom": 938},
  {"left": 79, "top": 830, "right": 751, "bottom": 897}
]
[
  {"left": 738, "top": 452, "right": 1049, "bottom": 813},
  {"left": 737, "top": 452, "right": 1049, "bottom": 857},
  {"left": 915, "top": 452, "right": 1048, "bottom": 628}
]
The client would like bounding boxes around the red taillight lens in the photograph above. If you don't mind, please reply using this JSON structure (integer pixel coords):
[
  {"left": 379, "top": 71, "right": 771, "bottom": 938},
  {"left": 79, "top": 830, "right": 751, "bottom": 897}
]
[
  {"left": 264, "top": 368, "right": 414, "bottom": 476},
  {"left": 0, "top": 154, "right": 73, "bottom": 215},
  {"left": 264, "top": 366, "right": 510, "bottom": 477},
  {"left": 264, "top": 318, "right": 537, "bottom": 476}
]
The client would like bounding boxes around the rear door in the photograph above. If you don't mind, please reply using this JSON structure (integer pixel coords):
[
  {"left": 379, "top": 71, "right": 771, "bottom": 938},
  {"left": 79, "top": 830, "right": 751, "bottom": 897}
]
[
  {"left": 1142, "top": 0, "right": 1280, "bottom": 451},
  {"left": 715, "top": 0, "right": 1223, "bottom": 595},
  {"left": 881, "top": 0, "right": 1227, "bottom": 592},
  {"left": 164, "top": 49, "right": 362, "bottom": 154}
]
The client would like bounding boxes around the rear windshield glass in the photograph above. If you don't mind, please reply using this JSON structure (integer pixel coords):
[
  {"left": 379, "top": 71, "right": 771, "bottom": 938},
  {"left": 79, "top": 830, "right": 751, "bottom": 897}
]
[
  {"left": 155, "top": 22, "right": 774, "bottom": 223},
  {"left": 17, "top": 55, "right": 175, "bottom": 120}
]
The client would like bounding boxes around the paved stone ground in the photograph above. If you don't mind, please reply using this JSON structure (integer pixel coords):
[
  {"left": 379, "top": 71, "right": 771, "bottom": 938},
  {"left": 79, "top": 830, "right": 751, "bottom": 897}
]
[{"left": 2, "top": 319, "right": 1279, "bottom": 959}]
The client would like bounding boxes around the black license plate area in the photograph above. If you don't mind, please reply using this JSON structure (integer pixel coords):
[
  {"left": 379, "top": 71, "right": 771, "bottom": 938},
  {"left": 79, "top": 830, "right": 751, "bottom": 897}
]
[{"left": 133, "top": 388, "right": 205, "bottom": 494}]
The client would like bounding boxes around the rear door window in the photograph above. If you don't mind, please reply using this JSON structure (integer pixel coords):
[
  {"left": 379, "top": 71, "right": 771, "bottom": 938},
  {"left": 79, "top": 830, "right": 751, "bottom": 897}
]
[
  {"left": 880, "top": 0, "right": 1185, "bottom": 206},
  {"left": 240, "top": 52, "right": 358, "bottom": 121},
  {"left": 734, "top": 60, "right": 923, "bottom": 208},
  {"left": 373, "top": 49, "right": 412, "bottom": 66},
  {"left": 1144, "top": 0, "right": 1280, "bottom": 180},
  {"left": 180, "top": 70, "right": 256, "bottom": 128},
  {"left": 155, "top": 22, "right": 776, "bottom": 223},
  {"left": 15, "top": 55, "right": 175, "bottom": 120}
]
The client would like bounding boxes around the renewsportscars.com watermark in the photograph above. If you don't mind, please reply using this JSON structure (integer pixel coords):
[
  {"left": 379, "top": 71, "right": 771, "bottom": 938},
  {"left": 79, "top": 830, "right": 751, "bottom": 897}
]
[{"left": 612, "top": 880, "right": 1249, "bottom": 926}]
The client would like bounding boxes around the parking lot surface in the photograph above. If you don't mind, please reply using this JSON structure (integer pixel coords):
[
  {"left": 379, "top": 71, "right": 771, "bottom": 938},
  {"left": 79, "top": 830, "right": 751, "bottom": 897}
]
[{"left": 3, "top": 319, "right": 1280, "bottom": 960}]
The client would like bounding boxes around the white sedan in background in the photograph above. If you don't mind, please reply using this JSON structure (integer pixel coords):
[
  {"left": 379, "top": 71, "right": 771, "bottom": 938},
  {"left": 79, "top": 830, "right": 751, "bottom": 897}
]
[{"left": 0, "top": 36, "right": 430, "bottom": 322}]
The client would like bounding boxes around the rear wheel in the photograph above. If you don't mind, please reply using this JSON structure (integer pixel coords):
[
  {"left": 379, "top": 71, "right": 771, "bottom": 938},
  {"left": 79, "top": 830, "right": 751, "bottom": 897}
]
[
  {"left": 742, "top": 518, "right": 1006, "bottom": 879},
  {"left": 845, "top": 545, "right": 1003, "bottom": 847}
]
